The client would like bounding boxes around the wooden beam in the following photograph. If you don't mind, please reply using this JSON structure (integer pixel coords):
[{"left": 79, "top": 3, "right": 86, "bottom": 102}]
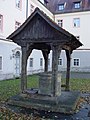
[
  {"left": 52, "top": 44, "right": 62, "bottom": 96},
  {"left": 21, "top": 46, "right": 27, "bottom": 92},
  {"left": 63, "top": 45, "right": 71, "bottom": 51},
  {"left": 65, "top": 50, "right": 72, "bottom": 91},
  {"left": 42, "top": 50, "right": 50, "bottom": 72}
]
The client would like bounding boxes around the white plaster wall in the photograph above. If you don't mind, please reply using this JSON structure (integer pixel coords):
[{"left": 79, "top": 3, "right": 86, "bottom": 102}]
[
  {"left": 27, "top": 50, "right": 44, "bottom": 74},
  {"left": 29, "top": 0, "right": 54, "bottom": 20},
  {"left": 55, "top": 11, "right": 90, "bottom": 49},
  {"left": 1, "top": 39, "right": 90, "bottom": 80},
  {"left": 27, "top": 50, "right": 53, "bottom": 74},
  {"left": 0, "top": 40, "right": 20, "bottom": 80},
  {"left": 71, "top": 49, "right": 90, "bottom": 72},
  {"left": 0, "top": 0, "right": 26, "bottom": 38},
  {"left": 0, "top": 0, "right": 54, "bottom": 80},
  {"left": 39, "top": 0, "right": 44, "bottom": 4},
  {"left": 0, "top": 0, "right": 53, "bottom": 38},
  {"left": 0, "top": 0, "right": 90, "bottom": 80}
]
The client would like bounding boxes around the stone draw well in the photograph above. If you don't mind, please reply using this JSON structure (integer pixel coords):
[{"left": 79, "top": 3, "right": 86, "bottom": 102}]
[{"left": 7, "top": 8, "right": 83, "bottom": 113}]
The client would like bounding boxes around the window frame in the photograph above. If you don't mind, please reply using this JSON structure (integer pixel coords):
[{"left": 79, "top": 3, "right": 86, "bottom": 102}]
[
  {"left": 58, "top": 58, "right": 63, "bottom": 66},
  {"left": 30, "top": 58, "right": 33, "bottom": 67},
  {"left": 74, "top": 2, "right": 81, "bottom": 9},
  {"left": 57, "top": 19, "right": 63, "bottom": 28},
  {"left": 48, "top": 58, "right": 50, "bottom": 66},
  {"left": 58, "top": 4, "right": 64, "bottom": 11},
  {"left": 0, "top": 14, "right": 3, "bottom": 32},
  {"left": 15, "top": 21, "right": 21, "bottom": 30},
  {"left": 0, "top": 56, "right": 3, "bottom": 71},
  {"left": 40, "top": 58, "right": 43, "bottom": 67},
  {"left": 15, "top": 0, "right": 22, "bottom": 10},
  {"left": 73, "top": 58, "right": 80, "bottom": 67},
  {"left": 73, "top": 18, "right": 80, "bottom": 28},
  {"left": 30, "top": 4, "right": 35, "bottom": 14}
]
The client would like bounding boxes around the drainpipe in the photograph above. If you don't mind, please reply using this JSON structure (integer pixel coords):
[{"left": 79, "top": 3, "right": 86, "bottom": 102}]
[{"left": 26, "top": 0, "right": 28, "bottom": 19}]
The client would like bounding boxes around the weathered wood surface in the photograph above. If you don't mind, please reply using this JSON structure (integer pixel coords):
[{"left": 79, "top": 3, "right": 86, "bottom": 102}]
[
  {"left": 7, "top": 8, "right": 82, "bottom": 94},
  {"left": 65, "top": 50, "right": 72, "bottom": 91},
  {"left": 21, "top": 46, "right": 27, "bottom": 92}
]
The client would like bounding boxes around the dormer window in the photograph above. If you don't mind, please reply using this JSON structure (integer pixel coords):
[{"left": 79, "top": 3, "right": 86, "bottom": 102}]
[
  {"left": 74, "top": 1, "right": 81, "bottom": 9},
  {"left": 58, "top": 4, "right": 64, "bottom": 11},
  {"left": 44, "top": 0, "right": 48, "bottom": 6},
  {"left": 58, "top": 2, "right": 66, "bottom": 11}
]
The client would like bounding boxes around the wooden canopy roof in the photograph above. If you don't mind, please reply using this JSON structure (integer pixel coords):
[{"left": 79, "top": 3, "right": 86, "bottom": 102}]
[
  {"left": 7, "top": 8, "right": 83, "bottom": 94},
  {"left": 7, "top": 7, "right": 82, "bottom": 51}
]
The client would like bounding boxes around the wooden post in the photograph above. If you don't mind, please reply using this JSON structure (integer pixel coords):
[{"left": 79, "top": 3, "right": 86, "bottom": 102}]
[
  {"left": 42, "top": 50, "right": 50, "bottom": 72},
  {"left": 21, "top": 46, "right": 27, "bottom": 92},
  {"left": 27, "top": 48, "right": 32, "bottom": 59},
  {"left": 52, "top": 44, "right": 61, "bottom": 96},
  {"left": 65, "top": 50, "right": 72, "bottom": 91}
]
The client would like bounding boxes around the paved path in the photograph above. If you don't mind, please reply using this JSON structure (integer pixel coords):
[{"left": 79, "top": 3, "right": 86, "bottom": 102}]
[{"left": 61, "top": 72, "right": 90, "bottom": 79}]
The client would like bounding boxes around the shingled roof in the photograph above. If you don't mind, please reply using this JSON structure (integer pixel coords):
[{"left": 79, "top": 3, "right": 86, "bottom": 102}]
[
  {"left": 7, "top": 7, "right": 82, "bottom": 50},
  {"left": 47, "top": 0, "right": 90, "bottom": 14}
]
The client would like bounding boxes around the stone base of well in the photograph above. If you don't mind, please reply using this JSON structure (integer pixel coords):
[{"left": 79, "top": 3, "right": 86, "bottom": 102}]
[
  {"left": 38, "top": 72, "right": 61, "bottom": 96},
  {"left": 7, "top": 90, "right": 80, "bottom": 114}
]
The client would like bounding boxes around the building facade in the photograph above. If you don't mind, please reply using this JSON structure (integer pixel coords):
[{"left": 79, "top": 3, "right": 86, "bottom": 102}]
[
  {"left": 0, "top": 0, "right": 90, "bottom": 80},
  {"left": 0, "top": 0, "right": 53, "bottom": 80}
]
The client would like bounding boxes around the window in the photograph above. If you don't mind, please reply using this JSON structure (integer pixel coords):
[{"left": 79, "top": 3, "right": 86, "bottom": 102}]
[
  {"left": 16, "top": 0, "right": 22, "bottom": 9},
  {"left": 30, "top": 4, "right": 34, "bottom": 14},
  {"left": 73, "top": 58, "right": 80, "bottom": 66},
  {"left": 0, "top": 56, "right": 2, "bottom": 70},
  {"left": 76, "top": 36, "right": 80, "bottom": 41},
  {"left": 58, "top": 4, "right": 64, "bottom": 10},
  {"left": 44, "top": 0, "right": 48, "bottom": 6},
  {"left": 57, "top": 20, "right": 63, "bottom": 27},
  {"left": 30, "top": 58, "right": 33, "bottom": 67},
  {"left": 58, "top": 58, "right": 63, "bottom": 66},
  {"left": 73, "top": 18, "right": 80, "bottom": 27},
  {"left": 40, "top": 58, "right": 43, "bottom": 67},
  {"left": 48, "top": 58, "right": 50, "bottom": 66},
  {"left": 16, "top": 51, "right": 20, "bottom": 58},
  {"left": 15, "top": 21, "right": 21, "bottom": 30},
  {"left": 74, "top": 2, "right": 81, "bottom": 9},
  {"left": 0, "top": 14, "right": 3, "bottom": 32}
]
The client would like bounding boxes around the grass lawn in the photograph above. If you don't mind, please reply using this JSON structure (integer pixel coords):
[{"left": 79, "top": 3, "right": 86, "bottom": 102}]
[
  {"left": 0, "top": 75, "right": 90, "bottom": 120},
  {"left": 0, "top": 75, "right": 39, "bottom": 102},
  {"left": 0, "top": 74, "right": 90, "bottom": 102},
  {"left": 70, "top": 78, "right": 90, "bottom": 92},
  {"left": 62, "top": 78, "right": 90, "bottom": 92}
]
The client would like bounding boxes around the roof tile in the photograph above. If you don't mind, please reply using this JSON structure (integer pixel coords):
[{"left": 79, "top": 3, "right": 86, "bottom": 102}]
[{"left": 47, "top": 0, "right": 90, "bottom": 14}]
